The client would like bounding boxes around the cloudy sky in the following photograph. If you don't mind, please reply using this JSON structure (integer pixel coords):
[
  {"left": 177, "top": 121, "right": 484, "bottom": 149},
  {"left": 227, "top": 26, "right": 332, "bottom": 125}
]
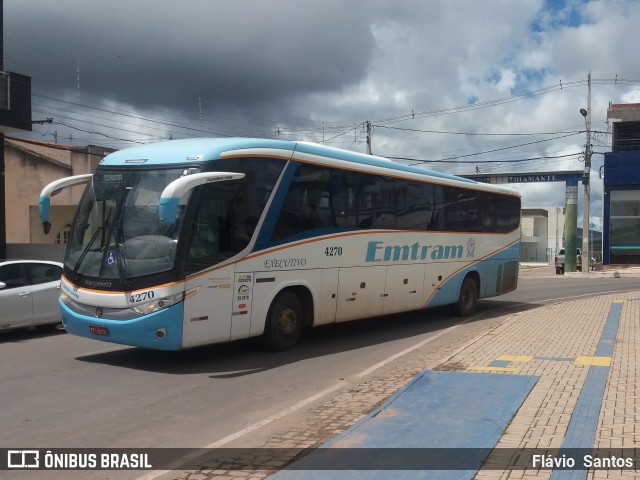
[{"left": 6, "top": 0, "right": 640, "bottom": 230}]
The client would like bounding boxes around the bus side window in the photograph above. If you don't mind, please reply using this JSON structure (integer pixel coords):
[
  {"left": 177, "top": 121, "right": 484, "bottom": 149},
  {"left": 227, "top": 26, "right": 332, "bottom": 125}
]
[
  {"left": 427, "top": 185, "right": 446, "bottom": 231},
  {"left": 188, "top": 217, "right": 218, "bottom": 259},
  {"left": 272, "top": 165, "right": 336, "bottom": 241}
]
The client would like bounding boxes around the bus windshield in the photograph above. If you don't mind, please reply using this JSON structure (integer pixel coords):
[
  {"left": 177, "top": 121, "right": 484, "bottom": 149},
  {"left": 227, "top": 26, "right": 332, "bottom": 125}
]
[{"left": 66, "top": 168, "right": 192, "bottom": 281}]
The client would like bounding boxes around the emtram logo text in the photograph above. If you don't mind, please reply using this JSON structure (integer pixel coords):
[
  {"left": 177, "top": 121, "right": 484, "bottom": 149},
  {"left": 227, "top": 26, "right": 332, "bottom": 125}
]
[{"left": 365, "top": 240, "right": 466, "bottom": 262}]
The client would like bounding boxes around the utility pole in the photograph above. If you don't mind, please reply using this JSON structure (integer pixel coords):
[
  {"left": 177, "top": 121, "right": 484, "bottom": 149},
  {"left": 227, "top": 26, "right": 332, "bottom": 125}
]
[
  {"left": 365, "top": 121, "right": 372, "bottom": 155},
  {"left": 581, "top": 73, "right": 592, "bottom": 274},
  {"left": 274, "top": 120, "right": 280, "bottom": 139},
  {"left": 553, "top": 207, "right": 566, "bottom": 253}
]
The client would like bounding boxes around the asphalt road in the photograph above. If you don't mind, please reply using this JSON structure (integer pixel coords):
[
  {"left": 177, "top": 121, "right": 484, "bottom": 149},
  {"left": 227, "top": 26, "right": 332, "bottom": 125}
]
[{"left": 1, "top": 265, "right": 638, "bottom": 480}]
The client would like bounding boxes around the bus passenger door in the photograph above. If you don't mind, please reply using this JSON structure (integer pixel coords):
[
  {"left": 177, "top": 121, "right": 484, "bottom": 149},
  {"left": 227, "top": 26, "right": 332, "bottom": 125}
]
[
  {"left": 182, "top": 269, "right": 235, "bottom": 348},
  {"left": 335, "top": 266, "right": 385, "bottom": 322},
  {"left": 383, "top": 264, "right": 425, "bottom": 315}
]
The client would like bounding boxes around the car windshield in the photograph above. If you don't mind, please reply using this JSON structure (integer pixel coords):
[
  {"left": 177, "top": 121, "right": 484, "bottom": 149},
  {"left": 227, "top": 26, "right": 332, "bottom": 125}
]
[{"left": 65, "top": 168, "right": 191, "bottom": 281}]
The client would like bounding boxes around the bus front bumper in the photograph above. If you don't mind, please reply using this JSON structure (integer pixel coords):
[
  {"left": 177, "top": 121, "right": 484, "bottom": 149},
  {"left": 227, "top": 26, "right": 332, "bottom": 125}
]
[{"left": 60, "top": 300, "right": 185, "bottom": 350}]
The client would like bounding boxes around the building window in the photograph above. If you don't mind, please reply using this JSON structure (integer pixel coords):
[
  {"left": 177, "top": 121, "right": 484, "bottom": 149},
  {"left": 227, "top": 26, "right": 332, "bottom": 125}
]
[
  {"left": 609, "top": 189, "right": 640, "bottom": 264},
  {"left": 55, "top": 224, "right": 72, "bottom": 245}
]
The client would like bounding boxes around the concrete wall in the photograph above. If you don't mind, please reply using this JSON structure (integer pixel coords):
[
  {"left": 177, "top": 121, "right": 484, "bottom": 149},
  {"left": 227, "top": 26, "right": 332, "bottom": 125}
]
[{"left": 6, "top": 243, "right": 66, "bottom": 262}]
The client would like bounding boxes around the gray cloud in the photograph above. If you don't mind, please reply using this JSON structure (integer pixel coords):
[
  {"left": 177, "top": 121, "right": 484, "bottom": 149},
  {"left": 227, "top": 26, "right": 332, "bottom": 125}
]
[
  {"left": 6, "top": 0, "right": 640, "bottom": 227},
  {"left": 8, "top": 1, "right": 376, "bottom": 110}
]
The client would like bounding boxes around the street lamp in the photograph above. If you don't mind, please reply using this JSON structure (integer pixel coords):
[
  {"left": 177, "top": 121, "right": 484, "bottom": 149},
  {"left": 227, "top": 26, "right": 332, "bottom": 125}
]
[
  {"left": 580, "top": 107, "right": 591, "bottom": 273},
  {"left": 590, "top": 222, "right": 595, "bottom": 263}
]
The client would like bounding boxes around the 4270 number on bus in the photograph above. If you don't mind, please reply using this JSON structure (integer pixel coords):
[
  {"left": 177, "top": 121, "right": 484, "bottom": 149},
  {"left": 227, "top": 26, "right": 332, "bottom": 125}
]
[
  {"left": 129, "top": 291, "right": 155, "bottom": 303},
  {"left": 324, "top": 247, "right": 343, "bottom": 256}
]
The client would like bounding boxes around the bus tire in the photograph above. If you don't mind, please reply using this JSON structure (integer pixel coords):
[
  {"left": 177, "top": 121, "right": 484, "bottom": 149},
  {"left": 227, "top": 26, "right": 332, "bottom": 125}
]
[
  {"left": 263, "top": 291, "right": 303, "bottom": 351},
  {"left": 454, "top": 277, "right": 478, "bottom": 316}
]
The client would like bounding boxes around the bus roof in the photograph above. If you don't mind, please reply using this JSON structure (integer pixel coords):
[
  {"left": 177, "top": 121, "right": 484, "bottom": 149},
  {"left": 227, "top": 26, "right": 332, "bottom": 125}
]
[
  {"left": 99, "top": 138, "right": 296, "bottom": 166},
  {"left": 99, "top": 138, "right": 518, "bottom": 196}
]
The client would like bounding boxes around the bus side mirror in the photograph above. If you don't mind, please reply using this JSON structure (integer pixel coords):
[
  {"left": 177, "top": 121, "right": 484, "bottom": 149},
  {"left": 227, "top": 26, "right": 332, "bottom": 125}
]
[
  {"left": 159, "top": 172, "right": 244, "bottom": 225},
  {"left": 39, "top": 174, "right": 93, "bottom": 222}
]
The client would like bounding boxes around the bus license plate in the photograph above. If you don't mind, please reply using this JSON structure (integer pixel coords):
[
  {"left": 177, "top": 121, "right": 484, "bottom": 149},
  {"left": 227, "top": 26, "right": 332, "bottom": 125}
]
[{"left": 89, "top": 324, "right": 109, "bottom": 336}]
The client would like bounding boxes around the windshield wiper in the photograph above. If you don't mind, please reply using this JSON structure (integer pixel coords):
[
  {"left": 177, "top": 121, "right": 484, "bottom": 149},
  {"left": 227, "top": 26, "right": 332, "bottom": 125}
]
[
  {"left": 71, "top": 226, "right": 103, "bottom": 283},
  {"left": 71, "top": 207, "right": 113, "bottom": 283}
]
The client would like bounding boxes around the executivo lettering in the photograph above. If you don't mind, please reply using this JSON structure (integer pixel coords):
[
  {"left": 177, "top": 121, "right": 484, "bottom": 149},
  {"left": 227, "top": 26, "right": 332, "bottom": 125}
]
[{"left": 365, "top": 240, "right": 469, "bottom": 263}]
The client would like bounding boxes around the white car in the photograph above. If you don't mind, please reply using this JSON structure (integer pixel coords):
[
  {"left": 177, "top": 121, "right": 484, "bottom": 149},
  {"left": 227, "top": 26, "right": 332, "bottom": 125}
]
[
  {"left": 554, "top": 248, "right": 582, "bottom": 274},
  {"left": 0, "top": 259, "right": 64, "bottom": 331}
]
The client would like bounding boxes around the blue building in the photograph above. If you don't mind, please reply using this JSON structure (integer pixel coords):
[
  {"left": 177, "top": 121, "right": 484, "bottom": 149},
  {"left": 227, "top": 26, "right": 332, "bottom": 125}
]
[{"left": 603, "top": 103, "right": 640, "bottom": 265}]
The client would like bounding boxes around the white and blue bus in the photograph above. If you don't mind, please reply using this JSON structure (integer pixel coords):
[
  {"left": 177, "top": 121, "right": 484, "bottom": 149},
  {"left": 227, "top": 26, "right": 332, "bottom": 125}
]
[{"left": 39, "top": 138, "right": 520, "bottom": 351}]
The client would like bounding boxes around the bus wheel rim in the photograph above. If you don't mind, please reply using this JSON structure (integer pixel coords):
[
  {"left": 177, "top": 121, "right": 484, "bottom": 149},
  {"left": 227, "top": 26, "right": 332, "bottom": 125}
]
[{"left": 278, "top": 307, "right": 297, "bottom": 336}]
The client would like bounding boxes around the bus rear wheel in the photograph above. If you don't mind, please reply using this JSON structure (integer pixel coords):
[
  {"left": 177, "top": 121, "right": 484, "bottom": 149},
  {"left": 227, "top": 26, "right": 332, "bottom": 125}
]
[
  {"left": 263, "top": 291, "right": 303, "bottom": 351},
  {"left": 454, "top": 277, "right": 478, "bottom": 316}
]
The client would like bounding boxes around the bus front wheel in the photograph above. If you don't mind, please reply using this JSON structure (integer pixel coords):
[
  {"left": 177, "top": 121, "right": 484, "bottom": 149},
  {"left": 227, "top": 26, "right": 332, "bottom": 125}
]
[
  {"left": 263, "top": 291, "right": 303, "bottom": 351},
  {"left": 454, "top": 277, "right": 478, "bottom": 316}
]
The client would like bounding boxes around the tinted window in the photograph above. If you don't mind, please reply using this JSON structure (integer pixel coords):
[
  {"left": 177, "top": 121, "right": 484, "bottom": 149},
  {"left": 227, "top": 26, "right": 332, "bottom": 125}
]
[
  {"left": 0, "top": 264, "right": 28, "bottom": 289},
  {"left": 271, "top": 164, "right": 520, "bottom": 243},
  {"left": 184, "top": 157, "right": 284, "bottom": 274},
  {"left": 27, "top": 263, "right": 63, "bottom": 285},
  {"left": 427, "top": 185, "right": 520, "bottom": 233}
]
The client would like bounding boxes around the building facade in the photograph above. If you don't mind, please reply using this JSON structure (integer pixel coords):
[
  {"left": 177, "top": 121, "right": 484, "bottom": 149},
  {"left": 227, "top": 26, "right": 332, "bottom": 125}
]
[
  {"left": 604, "top": 103, "right": 640, "bottom": 265},
  {"left": 520, "top": 207, "right": 566, "bottom": 263},
  {"left": 4, "top": 137, "right": 113, "bottom": 249}
]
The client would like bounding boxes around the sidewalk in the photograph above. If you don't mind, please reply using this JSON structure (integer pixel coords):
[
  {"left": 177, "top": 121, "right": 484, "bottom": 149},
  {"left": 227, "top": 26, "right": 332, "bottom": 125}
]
[
  {"left": 567, "top": 264, "right": 640, "bottom": 278},
  {"left": 169, "top": 287, "right": 640, "bottom": 479},
  {"left": 521, "top": 262, "right": 640, "bottom": 278}
]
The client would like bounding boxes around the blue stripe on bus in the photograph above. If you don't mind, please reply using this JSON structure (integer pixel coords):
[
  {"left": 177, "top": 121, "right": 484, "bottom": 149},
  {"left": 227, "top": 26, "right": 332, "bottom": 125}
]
[
  {"left": 254, "top": 161, "right": 300, "bottom": 249},
  {"left": 428, "top": 242, "right": 520, "bottom": 307}
]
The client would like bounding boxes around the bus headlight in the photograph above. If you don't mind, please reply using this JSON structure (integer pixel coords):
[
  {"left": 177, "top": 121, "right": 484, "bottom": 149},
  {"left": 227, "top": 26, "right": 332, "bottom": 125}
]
[
  {"left": 60, "top": 290, "right": 73, "bottom": 305},
  {"left": 130, "top": 292, "right": 184, "bottom": 316}
]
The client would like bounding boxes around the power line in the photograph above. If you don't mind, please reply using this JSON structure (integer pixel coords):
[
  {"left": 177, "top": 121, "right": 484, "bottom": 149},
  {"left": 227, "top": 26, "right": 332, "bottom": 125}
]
[
  {"left": 54, "top": 121, "right": 148, "bottom": 144},
  {"left": 369, "top": 78, "right": 640, "bottom": 127},
  {"left": 372, "top": 124, "right": 586, "bottom": 136},
  {"left": 19, "top": 71, "right": 640, "bottom": 157},
  {"left": 384, "top": 132, "right": 582, "bottom": 163}
]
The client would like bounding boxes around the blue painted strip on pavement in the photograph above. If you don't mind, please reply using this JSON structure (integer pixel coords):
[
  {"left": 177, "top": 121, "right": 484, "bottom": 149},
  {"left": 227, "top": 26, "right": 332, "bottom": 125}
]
[
  {"left": 271, "top": 370, "right": 538, "bottom": 480},
  {"left": 488, "top": 360, "right": 512, "bottom": 368},
  {"left": 550, "top": 301, "right": 623, "bottom": 480},
  {"left": 595, "top": 302, "right": 622, "bottom": 358}
]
